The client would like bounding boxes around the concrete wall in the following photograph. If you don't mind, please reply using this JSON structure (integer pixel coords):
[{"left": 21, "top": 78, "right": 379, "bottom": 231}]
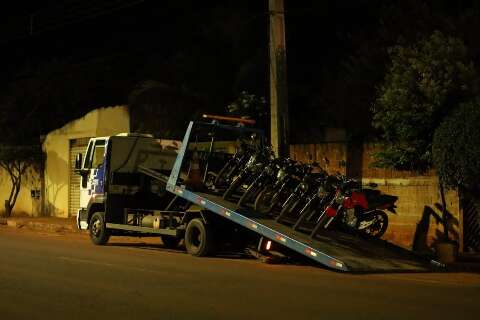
[
  {"left": 0, "top": 166, "right": 42, "bottom": 217},
  {"left": 290, "top": 143, "right": 461, "bottom": 252},
  {"left": 43, "top": 106, "right": 130, "bottom": 217}
]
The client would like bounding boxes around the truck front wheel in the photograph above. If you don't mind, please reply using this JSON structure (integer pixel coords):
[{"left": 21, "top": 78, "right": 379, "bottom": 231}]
[
  {"left": 185, "top": 218, "right": 214, "bottom": 257},
  {"left": 89, "top": 212, "right": 110, "bottom": 245}
]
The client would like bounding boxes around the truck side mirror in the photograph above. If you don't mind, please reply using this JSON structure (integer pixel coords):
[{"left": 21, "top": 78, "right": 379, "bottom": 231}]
[{"left": 75, "top": 153, "right": 83, "bottom": 171}]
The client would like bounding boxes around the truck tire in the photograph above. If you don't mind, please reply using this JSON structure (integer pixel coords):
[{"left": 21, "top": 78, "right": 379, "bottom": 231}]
[
  {"left": 89, "top": 212, "right": 110, "bottom": 245},
  {"left": 185, "top": 218, "right": 214, "bottom": 257},
  {"left": 161, "top": 235, "right": 182, "bottom": 249}
]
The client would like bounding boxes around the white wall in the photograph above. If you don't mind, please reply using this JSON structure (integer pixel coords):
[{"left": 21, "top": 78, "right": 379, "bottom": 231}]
[
  {"left": 43, "top": 106, "right": 130, "bottom": 217},
  {"left": 0, "top": 166, "right": 41, "bottom": 216}
]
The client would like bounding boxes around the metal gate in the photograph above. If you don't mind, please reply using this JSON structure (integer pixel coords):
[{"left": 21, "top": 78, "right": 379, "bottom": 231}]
[
  {"left": 68, "top": 138, "right": 90, "bottom": 217},
  {"left": 463, "top": 196, "right": 480, "bottom": 252}
]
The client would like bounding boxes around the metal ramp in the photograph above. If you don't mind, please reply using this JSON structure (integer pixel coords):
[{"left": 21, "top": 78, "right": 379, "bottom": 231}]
[{"left": 181, "top": 191, "right": 432, "bottom": 272}]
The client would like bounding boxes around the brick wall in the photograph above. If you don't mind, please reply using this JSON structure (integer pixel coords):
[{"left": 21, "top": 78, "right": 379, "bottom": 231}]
[
  {"left": 290, "top": 143, "right": 347, "bottom": 175},
  {"left": 290, "top": 143, "right": 461, "bottom": 252}
]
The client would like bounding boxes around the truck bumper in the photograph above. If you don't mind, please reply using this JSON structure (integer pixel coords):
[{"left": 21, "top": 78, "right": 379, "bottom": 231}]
[{"left": 77, "top": 209, "right": 88, "bottom": 230}]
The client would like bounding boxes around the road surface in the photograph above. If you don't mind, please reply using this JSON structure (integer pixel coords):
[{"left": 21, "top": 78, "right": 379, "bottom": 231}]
[{"left": 0, "top": 226, "right": 479, "bottom": 320}]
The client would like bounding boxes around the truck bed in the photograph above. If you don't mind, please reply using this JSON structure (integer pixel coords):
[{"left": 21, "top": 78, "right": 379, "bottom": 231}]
[{"left": 162, "top": 182, "right": 433, "bottom": 272}]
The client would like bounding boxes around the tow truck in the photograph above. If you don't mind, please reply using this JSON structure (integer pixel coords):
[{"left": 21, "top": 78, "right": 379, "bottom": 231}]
[{"left": 75, "top": 117, "right": 440, "bottom": 272}]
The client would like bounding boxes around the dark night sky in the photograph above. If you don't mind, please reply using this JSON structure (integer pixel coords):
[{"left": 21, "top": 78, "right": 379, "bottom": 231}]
[{"left": 1, "top": 0, "right": 479, "bottom": 142}]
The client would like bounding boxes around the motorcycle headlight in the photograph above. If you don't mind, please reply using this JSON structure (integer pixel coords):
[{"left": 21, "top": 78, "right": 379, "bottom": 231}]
[
  {"left": 246, "top": 156, "right": 255, "bottom": 168},
  {"left": 277, "top": 169, "right": 287, "bottom": 180}
]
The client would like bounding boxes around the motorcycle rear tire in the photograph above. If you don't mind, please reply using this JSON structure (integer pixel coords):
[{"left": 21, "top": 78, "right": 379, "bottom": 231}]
[
  {"left": 363, "top": 210, "right": 389, "bottom": 238},
  {"left": 254, "top": 185, "right": 276, "bottom": 214},
  {"left": 277, "top": 196, "right": 298, "bottom": 221},
  {"left": 237, "top": 182, "right": 259, "bottom": 207}
]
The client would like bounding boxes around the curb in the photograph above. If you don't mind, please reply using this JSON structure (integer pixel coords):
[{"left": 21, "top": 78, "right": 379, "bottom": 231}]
[
  {"left": 3, "top": 217, "right": 85, "bottom": 234},
  {"left": 446, "top": 262, "right": 480, "bottom": 273}
]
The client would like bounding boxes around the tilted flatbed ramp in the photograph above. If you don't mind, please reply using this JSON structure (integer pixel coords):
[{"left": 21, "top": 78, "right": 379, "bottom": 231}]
[
  {"left": 147, "top": 121, "right": 436, "bottom": 272},
  {"left": 170, "top": 188, "right": 432, "bottom": 272}
]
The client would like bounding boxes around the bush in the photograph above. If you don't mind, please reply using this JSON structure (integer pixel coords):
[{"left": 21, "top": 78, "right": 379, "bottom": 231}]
[
  {"left": 372, "top": 31, "right": 477, "bottom": 171},
  {"left": 433, "top": 100, "right": 480, "bottom": 191}
]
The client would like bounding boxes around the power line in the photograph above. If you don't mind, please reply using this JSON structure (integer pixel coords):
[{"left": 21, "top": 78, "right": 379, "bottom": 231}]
[
  {"left": 0, "top": 0, "right": 146, "bottom": 43},
  {"left": 33, "top": 0, "right": 146, "bottom": 34}
]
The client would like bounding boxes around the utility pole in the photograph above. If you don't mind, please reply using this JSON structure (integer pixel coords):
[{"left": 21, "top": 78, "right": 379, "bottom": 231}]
[{"left": 269, "top": 0, "right": 289, "bottom": 157}]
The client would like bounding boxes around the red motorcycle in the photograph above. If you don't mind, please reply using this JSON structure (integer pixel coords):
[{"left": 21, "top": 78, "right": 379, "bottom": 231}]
[{"left": 312, "top": 177, "right": 398, "bottom": 238}]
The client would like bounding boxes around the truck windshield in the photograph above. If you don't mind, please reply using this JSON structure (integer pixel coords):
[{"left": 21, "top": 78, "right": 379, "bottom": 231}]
[{"left": 85, "top": 140, "right": 106, "bottom": 169}]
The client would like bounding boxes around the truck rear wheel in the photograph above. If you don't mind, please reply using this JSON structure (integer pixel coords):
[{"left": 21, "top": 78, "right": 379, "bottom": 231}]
[
  {"left": 185, "top": 218, "right": 214, "bottom": 257},
  {"left": 89, "top": 212, "right": 110, "bottom": 245}
]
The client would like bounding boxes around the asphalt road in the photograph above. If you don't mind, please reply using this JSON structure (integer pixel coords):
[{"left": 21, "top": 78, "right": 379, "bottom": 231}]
[{"left": 1, "top": 227, "right": 479, "bottom": 320}]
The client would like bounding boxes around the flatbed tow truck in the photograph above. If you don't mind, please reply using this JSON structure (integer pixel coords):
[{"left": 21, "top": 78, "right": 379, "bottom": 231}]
[{"left": 75, "top": 118, "right": 441, "bottom": 272}]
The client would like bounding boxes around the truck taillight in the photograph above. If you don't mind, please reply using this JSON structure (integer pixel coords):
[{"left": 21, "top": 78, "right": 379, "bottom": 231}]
[{"left": 266, "top": 240, "right": 272, "bottom": 251}]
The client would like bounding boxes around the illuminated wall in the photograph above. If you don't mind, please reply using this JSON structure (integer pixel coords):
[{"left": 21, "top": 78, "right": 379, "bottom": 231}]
[
  {"left": 0, "top": 166, "right": 41, "bottom": 217},
  {"left": 42, "top": 106, "right": 130, "bottom": 217}
]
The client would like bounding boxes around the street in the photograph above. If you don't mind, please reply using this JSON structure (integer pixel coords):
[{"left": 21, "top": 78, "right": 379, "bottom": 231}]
[{"left": 1, "top": 226, "right": 479, "bottom": 320}]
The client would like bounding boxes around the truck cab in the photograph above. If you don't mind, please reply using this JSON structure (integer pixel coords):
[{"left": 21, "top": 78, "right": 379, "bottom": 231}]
[{"left": 75, "top": 133, "right": 179, "bottom": 234}]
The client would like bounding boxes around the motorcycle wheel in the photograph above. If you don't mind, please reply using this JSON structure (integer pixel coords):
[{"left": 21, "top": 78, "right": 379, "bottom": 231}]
[
  {"left": 254, "top": 185, "right": 276, "bottom": 214},
  {"left": 293, "top": 197, "right": 319, "bottom": 230},
  {"left": 215, "top": 161, "right": 235, "bottom": 186},
  {"left": 277, "top": 196, "right": 298, "bottom": 221},
  {"left": 223, "top": 174, "right": 245, "bottom": 200},
  {"left": 237, "top": 181, "right": 260, "bottom": 207},
  {"left": 363, "top": 210, "right": 389, "bottom": 238}
]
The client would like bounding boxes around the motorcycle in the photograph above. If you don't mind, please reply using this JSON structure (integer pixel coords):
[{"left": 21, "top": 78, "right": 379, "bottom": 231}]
[
  {"left": 311, "top": 176, "right": 398, "bottom": 238},
  {"left": 222, "top": 145, "right": 274, "bottom": 201},
  {"left": 236, "top": 157, "right": 282, "bottom": 208},
  {"left": 291, "top": 173, "right": 338, "bottom": 231},
  {"left": 213, "top": 138, "right": 255, "bottom": 187},
  {"left": 251, "top": 158, "right": 299, "bottom": 214},
  {"left": 275, "top": 162, "right": 324, "bottom": 223}
]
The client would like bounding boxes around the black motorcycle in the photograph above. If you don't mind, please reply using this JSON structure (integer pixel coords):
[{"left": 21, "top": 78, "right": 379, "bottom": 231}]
[
  {"left": 222, "top": 145, "right": 274, "bottom": 201},
  {"left": 253, "top": 158, "right": 299, "bottom": 214},
  {"left": 291, "top": 173, "right": 337, "bottom": 231},
  {"left": 212, "top": 138, "right": 256, "bottom": 187},
  {"left": 275, "top": 162, "right": 322, "bottom": 223},
  {"left": 236, "top": 157, "right": 284, "bottom": 208}
]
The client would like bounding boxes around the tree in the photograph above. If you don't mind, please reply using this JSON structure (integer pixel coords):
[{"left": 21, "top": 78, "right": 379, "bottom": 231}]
[
  {"left": 372, "top": 30, "right": 477, "bottom": 171},
  {"left": 0, "top": 145, "right": 41, "bottom": 217},
  {"left": 226, "top": 91, "right": 267, "bottom": 129},
  {"left": 433, "top": 100, "right": 480, "bottom": 193},
  {"left": 372, "top": 31, "right": 478, "bottom": 241}
]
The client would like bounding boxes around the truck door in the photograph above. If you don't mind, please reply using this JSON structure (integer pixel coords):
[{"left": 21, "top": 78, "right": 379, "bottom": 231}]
[{"left": 80, "top": 138, "right": 107, "bottom": 210}]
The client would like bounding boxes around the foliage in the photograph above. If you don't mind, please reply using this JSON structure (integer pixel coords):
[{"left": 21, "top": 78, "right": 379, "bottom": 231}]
[
  {"left": 226, "top": 91, "right": 267, "bottom": 126},
  {"left": 0, "top": 145, "right": 42, "bottom": 217},
  {"left": 433, "top": 100, "right": 480, "bottom": 192},
  {"left": 372, "top": 30, "right": 477, "bottom": 171}
]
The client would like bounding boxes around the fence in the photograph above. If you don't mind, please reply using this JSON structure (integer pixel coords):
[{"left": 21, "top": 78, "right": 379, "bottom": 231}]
[{"left": 290, "top": 142, "right": 462, "bottom": 252}]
